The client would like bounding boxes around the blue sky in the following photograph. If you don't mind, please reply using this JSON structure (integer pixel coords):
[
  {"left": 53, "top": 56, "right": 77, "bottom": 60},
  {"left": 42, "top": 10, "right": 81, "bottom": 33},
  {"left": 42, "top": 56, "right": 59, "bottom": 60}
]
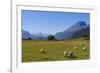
[{"left": 22, "top": 10, "right": 90, "bottom": 35}]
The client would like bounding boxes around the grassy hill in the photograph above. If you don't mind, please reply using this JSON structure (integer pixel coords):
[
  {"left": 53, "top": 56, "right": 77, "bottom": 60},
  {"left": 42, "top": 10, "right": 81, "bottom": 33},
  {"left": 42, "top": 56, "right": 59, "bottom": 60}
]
[{"left": 22, "top": 37, "right": 90, "bottom": 62}]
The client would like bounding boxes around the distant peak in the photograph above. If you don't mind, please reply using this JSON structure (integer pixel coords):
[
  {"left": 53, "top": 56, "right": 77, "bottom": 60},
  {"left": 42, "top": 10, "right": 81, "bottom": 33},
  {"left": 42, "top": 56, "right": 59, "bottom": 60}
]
[{"left": 75, "top": 21, "right": 87, "bottom": 26}]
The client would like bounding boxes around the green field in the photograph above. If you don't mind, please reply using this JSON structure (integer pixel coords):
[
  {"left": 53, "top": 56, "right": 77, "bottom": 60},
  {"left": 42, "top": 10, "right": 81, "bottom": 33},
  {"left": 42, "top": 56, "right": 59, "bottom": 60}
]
[{"left": 22, "top": 38, "right": 90, "bottom": 62}]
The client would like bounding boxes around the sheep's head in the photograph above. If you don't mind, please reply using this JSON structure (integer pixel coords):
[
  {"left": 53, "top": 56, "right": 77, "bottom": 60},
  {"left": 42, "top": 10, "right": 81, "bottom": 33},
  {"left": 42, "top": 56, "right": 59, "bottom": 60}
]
[{"left": 64, "top": 50, "right": 68, "bottom": 57}]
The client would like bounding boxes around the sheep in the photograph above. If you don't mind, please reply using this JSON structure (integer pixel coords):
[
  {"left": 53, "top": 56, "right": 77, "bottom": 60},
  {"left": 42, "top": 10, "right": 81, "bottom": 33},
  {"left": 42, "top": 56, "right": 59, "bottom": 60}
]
[
  {"left": 80, "top": 43, "right": 84, "bottom": 46},
  {"left": 40, "top": 49, "right": 46, "bottom": 54},
  {"left": 64, "top": 50, "right": 68, "bottom": 57},
  {"left": 82, "top": 47, "right": 87, "bottom": 50},
  {"left": 74, "top": 46, "right": 77, "bottom": 50},
  {"left": 64, "top": 51, "right": 76, "bottom": 58},
  {"left": 67, "top": 51, "right": 75, "bottom": 58}
]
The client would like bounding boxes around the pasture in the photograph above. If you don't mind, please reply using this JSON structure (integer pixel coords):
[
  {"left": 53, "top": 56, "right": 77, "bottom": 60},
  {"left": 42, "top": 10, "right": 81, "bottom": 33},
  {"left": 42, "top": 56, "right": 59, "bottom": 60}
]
[{"left": 22, "top": 38, "right": 90, "bottom": 62}]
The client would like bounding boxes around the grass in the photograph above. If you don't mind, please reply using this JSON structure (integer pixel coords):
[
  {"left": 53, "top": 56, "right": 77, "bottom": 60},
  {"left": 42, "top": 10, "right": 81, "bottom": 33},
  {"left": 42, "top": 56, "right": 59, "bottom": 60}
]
[{"left": 22, "top": 37, "right": 90, "bottom": 62}]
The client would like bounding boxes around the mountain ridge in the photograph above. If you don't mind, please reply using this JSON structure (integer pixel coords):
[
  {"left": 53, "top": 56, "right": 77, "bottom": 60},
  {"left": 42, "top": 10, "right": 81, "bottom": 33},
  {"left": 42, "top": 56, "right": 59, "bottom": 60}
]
[
  {"left": 55, "top": 21, "right": 89, "bottom": 40},
  {"left": 22, "top": 21, "right": 90, "bottom": 40}
]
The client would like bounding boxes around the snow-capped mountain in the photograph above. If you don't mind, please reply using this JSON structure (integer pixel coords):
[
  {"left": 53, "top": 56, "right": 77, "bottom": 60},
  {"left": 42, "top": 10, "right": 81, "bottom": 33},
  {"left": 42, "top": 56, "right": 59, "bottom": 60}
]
[
  {"left": 32, "top": 33, "right": 47, "bottom": 40},
  {"left": 22, "top": 30, "right": 48, "bottom": 40}
]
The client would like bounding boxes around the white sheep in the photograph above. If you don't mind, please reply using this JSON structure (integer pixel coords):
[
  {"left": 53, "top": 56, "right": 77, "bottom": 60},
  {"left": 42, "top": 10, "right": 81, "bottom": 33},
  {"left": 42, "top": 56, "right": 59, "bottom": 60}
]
[
  {"left": 40, "top": 49, "right": 46, "bottom": 54},
  {"left": 64, "top": 50, "right": 68, "bottom": 57},
  {"left": 74, "top": 46, "right": 77, "bottom": 50},
  {"left": 80, "top": 43, "right": 84, "bottom": 46},
  {"left": 67, "top": 51, "right": 75, "bottom": 58},
  {"left": 82, "top": 47, "right": 87, "bottom": 50}
]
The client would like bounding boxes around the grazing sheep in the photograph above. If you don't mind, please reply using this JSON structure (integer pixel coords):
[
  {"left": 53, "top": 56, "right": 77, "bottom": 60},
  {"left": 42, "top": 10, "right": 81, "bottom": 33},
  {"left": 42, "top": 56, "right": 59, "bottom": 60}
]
[
  {"left": 40, "top": 49, "right": 46, "bottom": 54},
  {"left": 80, "top": 43, "right": 84, "bottom": 46},
  {"left": 74, "top": 46, "right": 77, "bottom": 49},
  {"left": 64, "top": 50, "right": 68, "bottom": 57},
  {"left": 67, "top": 51, "right": 75, "bottom": 58},
  {"left": 82, "top": 47, "right": 87, "bottom": 50}
]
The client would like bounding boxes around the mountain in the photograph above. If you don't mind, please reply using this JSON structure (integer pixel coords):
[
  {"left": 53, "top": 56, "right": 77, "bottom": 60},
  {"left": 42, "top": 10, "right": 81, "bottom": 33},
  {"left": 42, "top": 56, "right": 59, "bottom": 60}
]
[
  {"left": 22, "top": 21, "right": 89, "bottom": 40},
  {"left": 22, "top": 30, "right": 48, "bottom": 40},
  {"left": 32, "top": 33, "right": 47, "bottom": 40},
  {"left": 22, "top": 30, "right": 33, "bottom": 39},
  {"left": 55, "top": 21, "right": 90, "bottom": 40}
]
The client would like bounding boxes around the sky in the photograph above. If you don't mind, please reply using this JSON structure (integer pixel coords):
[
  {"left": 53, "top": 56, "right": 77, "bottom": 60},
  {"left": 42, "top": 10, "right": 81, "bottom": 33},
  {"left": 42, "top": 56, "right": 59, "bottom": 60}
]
[{"left": 22, "top": 10, "right": 90, "bottom": 35}]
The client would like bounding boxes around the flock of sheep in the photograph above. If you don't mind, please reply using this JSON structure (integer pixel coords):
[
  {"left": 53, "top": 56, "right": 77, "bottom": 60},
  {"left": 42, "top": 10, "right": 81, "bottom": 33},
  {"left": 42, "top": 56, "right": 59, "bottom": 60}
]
[{"left": 39, "top": 43, "right": 87, "bottom": 58}]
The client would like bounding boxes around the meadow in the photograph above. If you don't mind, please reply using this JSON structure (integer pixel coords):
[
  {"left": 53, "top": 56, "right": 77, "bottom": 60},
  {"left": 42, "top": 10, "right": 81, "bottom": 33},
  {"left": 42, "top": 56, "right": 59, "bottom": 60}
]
[{"left": 22, "top": 38, "right": 90, "bottom": 62}]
